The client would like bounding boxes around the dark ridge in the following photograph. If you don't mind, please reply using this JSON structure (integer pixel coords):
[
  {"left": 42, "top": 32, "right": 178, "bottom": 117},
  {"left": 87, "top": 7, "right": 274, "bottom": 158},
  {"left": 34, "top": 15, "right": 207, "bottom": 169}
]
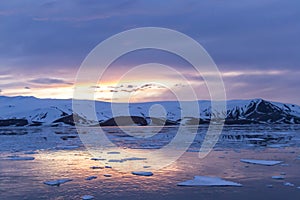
[
  {"left": 0, "top": 119, "right": 28, "bottom": 127},
  {"left": 100, "top": 116, "right": 148, "bottom": 126}
]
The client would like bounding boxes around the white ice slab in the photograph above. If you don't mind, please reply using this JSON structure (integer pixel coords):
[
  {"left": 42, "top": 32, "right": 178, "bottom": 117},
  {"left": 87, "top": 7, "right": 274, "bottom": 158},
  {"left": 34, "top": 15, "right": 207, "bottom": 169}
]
[
  {"left": 272, "top": 176, "right": 285, "bottom": 180},
  {"left": 177, "top": 176, "right": 242, "bottom": 187},
  {"left": 283, "top": 182, "right": 294, "bottom": 187},
  {"left": 132, "top": 171, "right": 153, "bottom": 176},
  {"left": 82, "top": 195, "right": 94, "bottom": 200},
  {"left": 43, "top": 178, "right": 72, "bottom": 186},
  {"left": 90, "top": 166, "right": 103, "bottom": 169},
  {"left": 91, "top": 158, "right": 106, "bottom": 161},
  {"left": 55, "top": 145, "right": 80, "bottom": 150},
  {"left": 85, "top": 176, "right": 97, "bottom": 180},
  {"left": 6, "top": 156, "right": 35, "bottom": 161},
  {"left": 240, "top": 159, "right": 283, "bottom": 166},
  {"left": 24, "top": 151, "right": 38, "bottom": 155}
]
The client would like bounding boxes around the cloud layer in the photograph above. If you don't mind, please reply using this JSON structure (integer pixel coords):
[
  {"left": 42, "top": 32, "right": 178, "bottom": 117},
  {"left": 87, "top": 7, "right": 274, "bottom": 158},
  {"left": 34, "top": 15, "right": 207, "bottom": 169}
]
[{"left": 0, "top": 0, "right": 299, "bottom": 104}]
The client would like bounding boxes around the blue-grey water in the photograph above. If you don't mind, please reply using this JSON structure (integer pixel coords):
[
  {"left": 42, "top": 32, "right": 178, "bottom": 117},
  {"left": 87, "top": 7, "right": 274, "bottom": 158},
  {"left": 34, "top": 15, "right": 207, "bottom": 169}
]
[{"left": 0, "top": 125, "right": 300, "bottom": 200}]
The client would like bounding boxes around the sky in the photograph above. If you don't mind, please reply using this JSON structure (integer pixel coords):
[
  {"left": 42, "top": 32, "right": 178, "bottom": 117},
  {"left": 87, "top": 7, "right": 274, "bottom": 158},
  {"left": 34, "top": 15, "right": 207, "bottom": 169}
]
[{"left": 0, "top": 0, "right": 299, "bottom": 104}]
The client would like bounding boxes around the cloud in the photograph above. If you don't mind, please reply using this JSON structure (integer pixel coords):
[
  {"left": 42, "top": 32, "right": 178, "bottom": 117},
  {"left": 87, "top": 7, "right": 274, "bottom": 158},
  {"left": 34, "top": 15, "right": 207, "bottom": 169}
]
[
  {"left": 29, "top": 78, "right": 72, "bottom": 85},
  {"left": 0, "top": 1, "right": 300, "bottom": 104}
]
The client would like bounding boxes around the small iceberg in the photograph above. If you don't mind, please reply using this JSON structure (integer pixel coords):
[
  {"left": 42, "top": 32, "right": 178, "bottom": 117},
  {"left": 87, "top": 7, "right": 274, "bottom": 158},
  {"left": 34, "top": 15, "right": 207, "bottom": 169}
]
[
  {"left": 24, "top": 151, "right": 38, "bottom": 155},
  {"left": 108, "top": 159, "right": 124, "bottom": 163},
  {"left": 283, "top": 182, "right": 294, "bottom": 187},
  {"left": 55, "top": 145, "right": 80, "bottom": 150},
  {"left": 132, "top": 171, "right": 153, "bottom": 176},
  {"left": 91, "top": 158, "right": 106, "bottom": 161},
  {"left": 240, "top": 159, "right": 283, "bottom": 166},
  {"left": 177, "top": 176, "right": 242, "bottom": 187},
  {"left": 107, "top": 151, "right": 120, "bottom": 154},
  {"left": 272, "top": 176, "right": 285, "bottom": 180},
  {"left": 43, "top": 178, "right": 72, "bottom": 186},
  {"left": 123, "top": 157, "right": 147, "bottom": 161},
  {"left": 6, "top": 156, "right": 35, "bottom": 161},
  {"left": 85, "top": 176, "right": 97, "bottom": 180},
  {"left": 82, "top": 195, "right": 94, "bottom": 200},
  {"left": 104, "top": 174, "right": 112, "bottom": 177},
  {"left": 90, "top": 166, "right": 103, "bottom": 169}
]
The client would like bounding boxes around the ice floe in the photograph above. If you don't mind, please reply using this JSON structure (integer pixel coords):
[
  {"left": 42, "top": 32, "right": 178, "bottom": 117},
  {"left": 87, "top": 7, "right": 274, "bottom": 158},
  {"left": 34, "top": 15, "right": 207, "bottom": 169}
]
[
  {"left": 132, "top": 171, "right": 153, "bottom": 176},
  {"left": 108, "top": 157, "right": 146, "bottom": 163},
  {"left": 91, "top": 158, "right": 106, "bottom": 161},
  {"left": 240, "top": 159, "right": 283, "bottom": 166},
  {"left": 107, "top": 151, "right": 120, "bottom": 154},
  {"left": 81, "top": 195, "right": 94, "bottom": 200},
  {"left": 108, "top": 159, "right": 123, "bottom": 163},
  {"left": 283, "top": 182, "right": 294, "bottom": 187},
  {"left": 6, "top": 156, "right": 35, "bottom": 161},
  {"left": 55, "top": 145, "right": 80, "bottom": 150},
  {"left": 90, "top": 166, "right": 103, "bottom": 169},
  {"left": 85, "top": 176, "right": 97, "bottom": 180},
  {"left": 177, "top": 176, "right": 242, "bottom": 187},
  {"left": 43, "top": 178, "right": 72, "bottom": 186},
  {"left": 280, "top": 163, "right": 290, "bottom": 167},
  {"left": 24, "top": 151, "right": 38, "bottom": 155},
  {"left": 272, "top": 176, "right": 285, "bottom": 180},
  {"left": 104, "top": 174, "right": 112, "bottom": 177}
]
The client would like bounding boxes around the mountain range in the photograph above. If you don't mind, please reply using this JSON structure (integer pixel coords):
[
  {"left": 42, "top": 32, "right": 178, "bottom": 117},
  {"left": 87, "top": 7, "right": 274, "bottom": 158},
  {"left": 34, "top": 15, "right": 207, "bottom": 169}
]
[{"left": 0, "top": 96, "right": 300, "bottom": 127}]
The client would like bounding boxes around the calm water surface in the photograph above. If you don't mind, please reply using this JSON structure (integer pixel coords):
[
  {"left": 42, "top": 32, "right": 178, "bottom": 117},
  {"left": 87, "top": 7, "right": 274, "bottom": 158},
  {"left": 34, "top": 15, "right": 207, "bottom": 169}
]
[{"left": 1, "top": 125, "right": 300, "bottom": 199}]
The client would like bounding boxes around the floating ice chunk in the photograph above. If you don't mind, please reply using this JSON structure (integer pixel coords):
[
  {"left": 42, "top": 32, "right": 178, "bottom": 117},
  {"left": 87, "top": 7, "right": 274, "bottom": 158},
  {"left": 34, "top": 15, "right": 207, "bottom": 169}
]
[
  {"left": 132, "top": 171, "right": 153, "bottom": 176},
  {"left": 268, "top": 144, "right": 289, "bottom": 148},
  {"left": 280, "top": 163, "right": 290, "bottom": 167},
  {"left": 105, "top": 165, "right": 112, "bottom": 168},
  {"left": 7, "top": 156, "right": 35, "bottom": 161},
  {"left": 108, "top": 159, "right": 124, "bottom": 163},
  {"left": 297, "top": 186, "right": 300, "bottom": 189},
  {"left": 90, "top": 166, "right": 103, "bottom": 169},
  {"left": 177, "top": 176, "right": 242, "bottom": 187},
  {"left": 272, "top": 176, "right": 285, "bottom": 180},
  {"left": 24, "top": 151, "right": 38, "bottom": 155},
  {"left": 123, "top": 157, "right": 147, "bottom": 161},
  {"left": 85, "top": 176, "right": 97, "bottom": 180},
  {"left": 81, "top": 195, "right": 94, "bottom": 200},
  {"left": 283, "top": 182, "right": 294, "bottom": 187},
  {"left": 104, "top": 174, "right": 112, "bottom": 177},
  {"left": 240, "top": 159, "right": 283, "bottom": 166},
  {"left": 266, "top": 184, "right": 273, "bottom": 188},
  {"left": 107, "top": 157, "right": 146, "bottom": 163},
  {"left": 107, "top": 151, "right": 120, "bottom": 154},
  {"left": 56, "top": 145, "right": 80, "bottom": 150},
  {"left": 91, "top": 158, "right": 106, "bottom": 161},
  {"left": 44, "top": 179, "right": 72, "bottom": 186}
]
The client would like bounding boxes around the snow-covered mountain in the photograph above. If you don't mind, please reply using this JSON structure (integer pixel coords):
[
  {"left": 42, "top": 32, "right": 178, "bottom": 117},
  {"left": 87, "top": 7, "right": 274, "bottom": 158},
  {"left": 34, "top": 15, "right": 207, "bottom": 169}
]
[{"left": 0, "top": 96, "right": 300, "bottom": 126}]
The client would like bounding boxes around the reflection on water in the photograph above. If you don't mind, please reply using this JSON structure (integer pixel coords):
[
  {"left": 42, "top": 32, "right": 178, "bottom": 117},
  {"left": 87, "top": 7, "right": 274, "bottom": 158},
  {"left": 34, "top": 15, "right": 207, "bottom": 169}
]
[{"left": 0, "top": 125, "right": 300, "bottom": 199}]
